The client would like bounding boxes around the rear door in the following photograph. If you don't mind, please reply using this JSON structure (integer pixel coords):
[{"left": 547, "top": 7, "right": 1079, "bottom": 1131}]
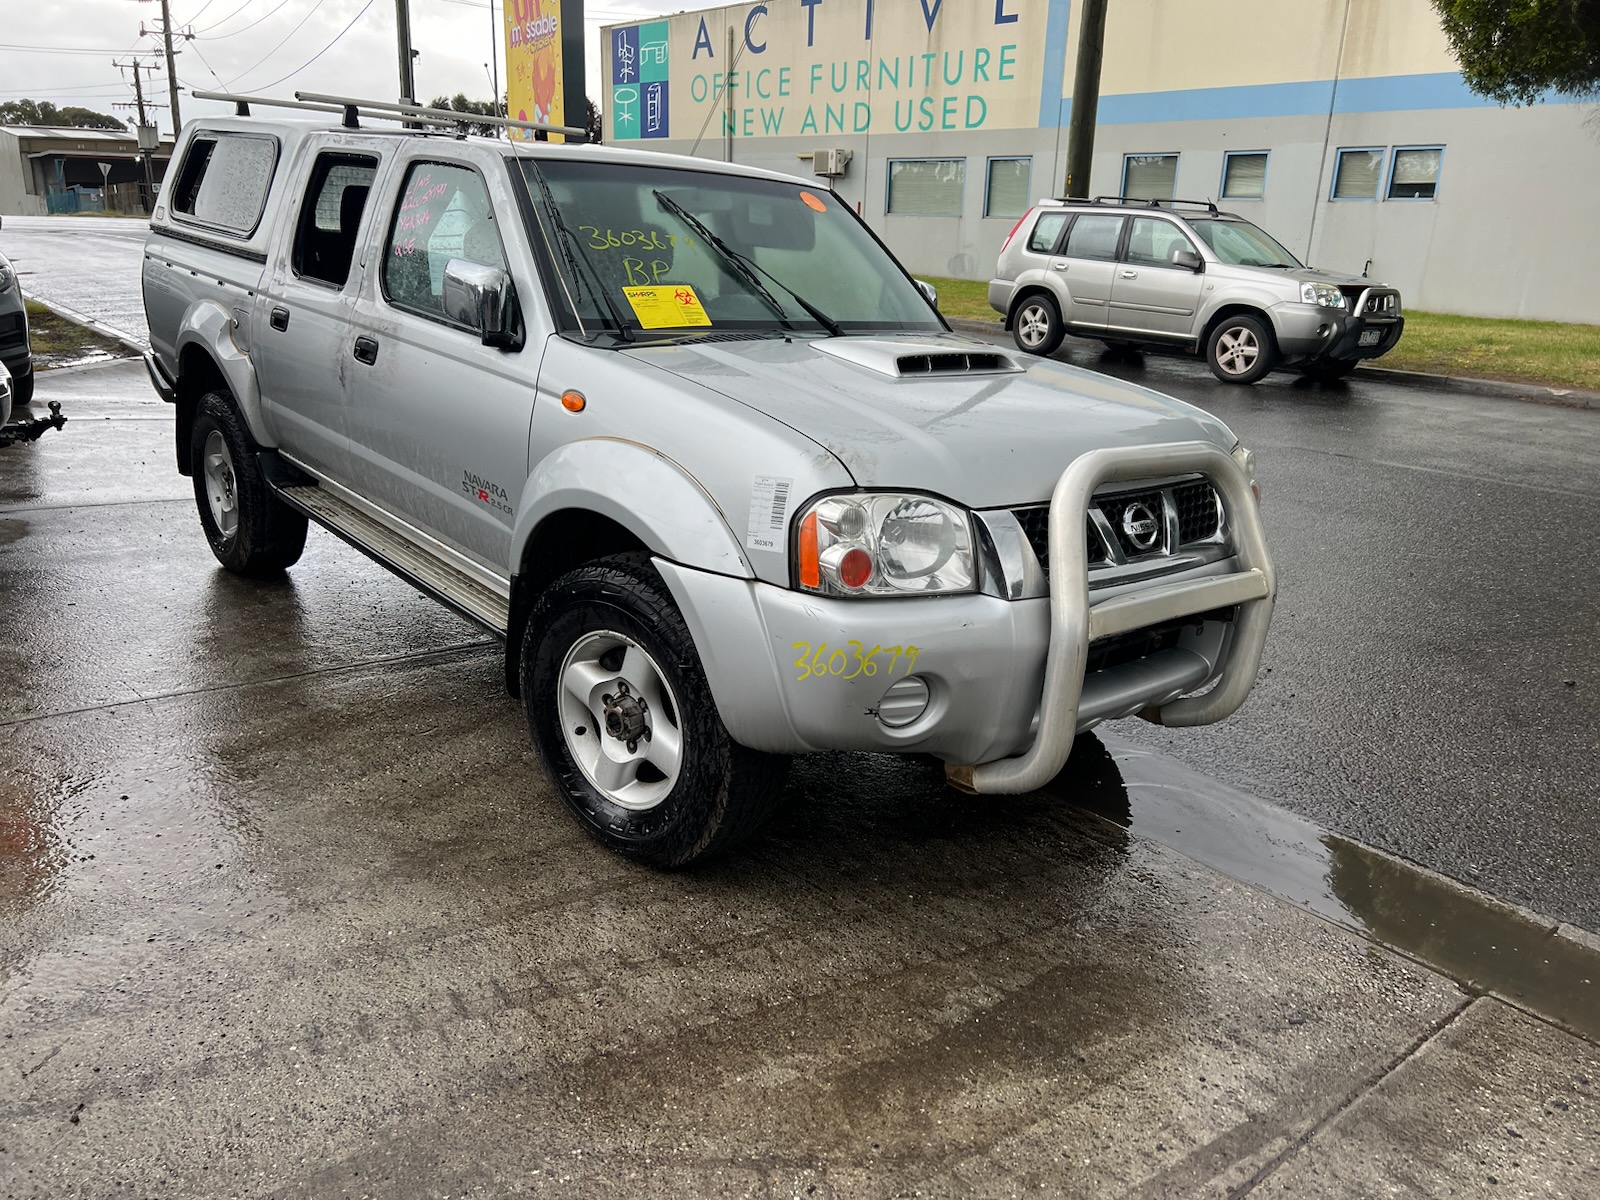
[
  {"left": 1107, "top": 216, "right": 1206, "bottom": 339},
  {"left": 1055, "top": 214, "right": 1125, "bottom": 330},
  {"left": 253, "top": 140, "right": 386, "bottom": 478},
  {"left": 343, "top": 150, "right": 539, "bottom": 571}
]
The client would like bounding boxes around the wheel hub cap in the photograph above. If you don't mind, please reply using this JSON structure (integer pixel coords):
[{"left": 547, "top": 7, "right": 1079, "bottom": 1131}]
[
  {"left": 202, "top": 430, "right": 239, "bottom": 538},
  {"left": 557, "top": 631, "right": 683, "bottom": 812}
]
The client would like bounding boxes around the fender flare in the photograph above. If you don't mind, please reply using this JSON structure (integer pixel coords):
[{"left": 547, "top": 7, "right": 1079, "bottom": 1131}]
[
  {"left": 513, "top": 437, "right": 752, "bottom": 578},
  {"left": 174, "top": 301, "right": 273, "bottom": 446}
]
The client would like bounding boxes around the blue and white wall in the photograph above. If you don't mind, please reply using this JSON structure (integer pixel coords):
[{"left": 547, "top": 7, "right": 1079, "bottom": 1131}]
[{"left": 603, "top": 0, "right": 1600, "bottom": 322}]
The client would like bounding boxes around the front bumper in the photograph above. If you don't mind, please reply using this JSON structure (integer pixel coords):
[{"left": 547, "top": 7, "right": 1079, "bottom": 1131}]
[
  {"left": 656, "top": 442, "right": 1274, "bottom": 792},
  {"left": 1271, "top": 289, "right": 1404, "bottom": 363}
]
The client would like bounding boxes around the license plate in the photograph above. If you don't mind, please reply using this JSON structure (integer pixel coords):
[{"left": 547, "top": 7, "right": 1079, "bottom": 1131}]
[{"left": 1359, "top": 329, "right": 1383, "bottom": 347}]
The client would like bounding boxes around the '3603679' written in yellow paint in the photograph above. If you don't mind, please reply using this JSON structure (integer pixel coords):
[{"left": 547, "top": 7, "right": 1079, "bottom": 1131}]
[{"left": 792, "top": 641, "right": 921, "bottom": 683}]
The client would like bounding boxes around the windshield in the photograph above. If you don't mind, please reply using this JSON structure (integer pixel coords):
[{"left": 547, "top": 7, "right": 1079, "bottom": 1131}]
[
  {"left": 512, "top": 157, "right": 943, "bottom": 339},
  {"left": 1187, "top": 219, "right": 1302, "bottom": 269}
]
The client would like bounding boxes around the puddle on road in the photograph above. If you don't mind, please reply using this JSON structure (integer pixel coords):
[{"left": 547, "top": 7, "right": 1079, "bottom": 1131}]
[{"left": 1076, "top": 734, "right": 1600, "bottom": 1042}]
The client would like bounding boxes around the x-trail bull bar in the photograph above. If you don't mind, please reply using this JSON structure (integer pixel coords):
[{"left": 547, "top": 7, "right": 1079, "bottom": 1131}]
[{"left": 949, "top": 441, "right": 1275, "bottom": 795}]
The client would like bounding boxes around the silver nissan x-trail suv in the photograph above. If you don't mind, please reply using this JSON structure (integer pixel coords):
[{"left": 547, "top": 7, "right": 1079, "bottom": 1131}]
[{"left": 990, "top": 197, "right": 1404, "bottom": 385}]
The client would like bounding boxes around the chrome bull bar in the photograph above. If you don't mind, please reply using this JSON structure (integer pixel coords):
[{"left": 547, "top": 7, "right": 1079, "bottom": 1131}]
[{"left": 949, "top": 441, "right": 1275, "bottom": 795}]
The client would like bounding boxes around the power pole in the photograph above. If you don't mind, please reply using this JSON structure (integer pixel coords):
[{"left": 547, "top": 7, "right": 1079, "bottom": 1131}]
[
  {"left": 396, "top": 0, "right": 417, "bottom": 105},
  {"left": 1063, "top": 0, "right": 1108, "bottom": 198},
  {"left": 113, "top": 57, "right": 163, "bottom": 211},
  {"left": 138, "top": 0, "right": 190, "bottom": 133}
]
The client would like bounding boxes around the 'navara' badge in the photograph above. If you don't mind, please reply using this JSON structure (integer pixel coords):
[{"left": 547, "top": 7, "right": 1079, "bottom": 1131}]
[{"left": 1121, "top": 502, "right": 1160, "bottom": 551}]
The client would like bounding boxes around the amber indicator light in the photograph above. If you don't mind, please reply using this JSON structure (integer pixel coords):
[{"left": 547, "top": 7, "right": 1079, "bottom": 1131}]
[
  {"left": 798, "top": 511, "right": 820, "bottom": 588},
  {"left": 561, "top": 391, "right": 586, "bottom": 412}
]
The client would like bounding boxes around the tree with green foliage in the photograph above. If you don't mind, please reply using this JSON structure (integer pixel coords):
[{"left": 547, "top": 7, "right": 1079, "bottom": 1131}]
[
  {"left": 1431, "top": 0, "right": 1600, "bottom": 104},
  {"left": 585, "top": 97, "right": 602, "bottom": 145},
  {"left": 429, "top": 93, "right": 503, "bottom": 137},
  {"left": 0, "top": 99, "right": 128, "bottom": 130}
]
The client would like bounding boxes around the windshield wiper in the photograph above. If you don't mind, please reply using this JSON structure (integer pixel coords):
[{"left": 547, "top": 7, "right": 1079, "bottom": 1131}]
[
  {"left": 651, "top": 189, "right": 845, "bottom": 337},
  {"left": 526, "top": 163, "right": 634, "bottom": 343}
]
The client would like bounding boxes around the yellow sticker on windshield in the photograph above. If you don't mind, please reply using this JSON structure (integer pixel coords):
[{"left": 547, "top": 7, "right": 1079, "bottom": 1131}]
[{"left": 623, "top": 285, "right": 713, "bottom": 329}]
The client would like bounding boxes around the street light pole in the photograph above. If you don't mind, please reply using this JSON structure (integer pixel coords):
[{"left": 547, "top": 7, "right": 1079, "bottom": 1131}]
[
  {"left": 396, "top": 0, "right": 417, "bottom": 106},
  {"left": 1063, "top": 0, "right": 1108, "bottom": 198}
]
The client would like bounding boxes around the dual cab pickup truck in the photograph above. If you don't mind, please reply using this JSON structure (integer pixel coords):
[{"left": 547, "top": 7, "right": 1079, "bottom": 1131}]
[{"left": 141, "top": 99, "right": 1275, "bottom": 867}]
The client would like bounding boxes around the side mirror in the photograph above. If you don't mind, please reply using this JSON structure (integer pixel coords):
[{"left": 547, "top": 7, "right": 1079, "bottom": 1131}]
[
  {"left": 1171, "top": 248, "right": 1203, "bottom": 272},
  {"left": 915, "top": 278, "right": 939, "bottom": 309},
  {"left": 442, "top": 258, "right": 519, "bottom": 349}
]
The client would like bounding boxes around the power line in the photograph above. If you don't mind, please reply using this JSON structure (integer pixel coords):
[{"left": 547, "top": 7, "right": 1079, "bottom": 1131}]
[
  {"left": 249, "top": 0, "right": 378, "bottom": 93},
  {"left": 180, "top": 0, "right": 221, "bottom": 24},
  {"left": 197, "top": 0, "right": 295, "bottom": 40},
  {"left": 222, "top": 0, "right": 332, "bottom": 87},
  {"left": 0, "top": 42, "right": 136, "bottom": 56}
]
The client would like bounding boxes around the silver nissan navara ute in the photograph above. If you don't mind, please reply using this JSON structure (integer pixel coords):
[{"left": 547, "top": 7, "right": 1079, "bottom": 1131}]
[
  {"left": 141, "top": 96, "right": 1275, "bottom": 867},
  {"left": 990, "top": 197, "right": 1404, "bottom": 385}
]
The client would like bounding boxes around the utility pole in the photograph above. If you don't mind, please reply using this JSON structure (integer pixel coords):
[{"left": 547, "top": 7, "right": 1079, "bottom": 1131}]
[
  {"left": 158, "top": 0, "right": 182, "bottom": 132},
  {"left": 1063, "top": 0, "right": 1108, "bottom": 198},
  {"left": 396, "top": 0, "right": 417, "bottom": 105},
  {"left": 113, "top": 57, "right": 163, "bottom": 212}
]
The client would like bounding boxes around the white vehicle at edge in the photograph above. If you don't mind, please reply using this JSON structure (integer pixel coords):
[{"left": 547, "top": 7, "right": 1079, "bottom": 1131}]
[{"left": 139, "top": 95, "right": 1275, "bottom": 867}]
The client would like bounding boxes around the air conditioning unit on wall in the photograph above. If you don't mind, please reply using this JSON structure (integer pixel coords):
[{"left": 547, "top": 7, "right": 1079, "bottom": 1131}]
[{"left": 813, "top": 148, "right": 852, "bottom": 178}]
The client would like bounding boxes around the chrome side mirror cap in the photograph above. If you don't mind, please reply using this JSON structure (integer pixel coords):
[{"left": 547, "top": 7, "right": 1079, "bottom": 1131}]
[
  {"left": 915, "top": 278, "right": 939, "bottom": 309},
  {"left": 441, "top": 258, "right": 519, "bottom": 349}
]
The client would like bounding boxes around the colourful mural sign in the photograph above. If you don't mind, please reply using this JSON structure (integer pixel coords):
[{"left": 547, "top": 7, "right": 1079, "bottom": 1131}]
[
  {"left": 611, "top": 21, "right": 672, "bottom": 140},
  {"left": 505, "top": 0, "right": 585, "bottom": 141}
]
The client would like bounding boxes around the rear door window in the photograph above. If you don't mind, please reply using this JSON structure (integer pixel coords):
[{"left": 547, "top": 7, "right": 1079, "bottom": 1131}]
[
  {"left": 1062, "top": 214, "right": 1125, "bottom": 262},
  {"left": 169, "top": 133, "right": 278, "bottom": 236},
  {"left": 1026, "top": 212, "right": 1069, "bottom": 254},
  {"left": 292, "top": 153, "right": 379, "bottom": 288}
]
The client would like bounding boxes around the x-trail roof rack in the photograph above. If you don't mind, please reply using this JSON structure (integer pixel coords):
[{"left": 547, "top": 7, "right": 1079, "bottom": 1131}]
[
  {"left": 188, "top": 89, "right": 588, "bottom": 141},
  {"left": 1089, "top": 195, "right": 1222, "bottom": 214}
]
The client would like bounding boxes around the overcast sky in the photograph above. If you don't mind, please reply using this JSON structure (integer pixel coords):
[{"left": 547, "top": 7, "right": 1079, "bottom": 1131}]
[{"left": 1, "top": 0, "right": 680, "bottom": 134}]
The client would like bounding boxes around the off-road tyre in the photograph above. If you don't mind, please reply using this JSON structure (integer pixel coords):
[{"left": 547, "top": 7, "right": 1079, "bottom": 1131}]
[
  {"left": 1012, "top": 293, "right": 1066, "bottom": 357},
  {"left": 1205, "top": 314, "right": 1277, "bottom": 385},
  {"left": 522, "top": 555, "right": 789, "bottom": 868},
  {"left": 189, "top": 390, "right": 308, "bottom": 576}
]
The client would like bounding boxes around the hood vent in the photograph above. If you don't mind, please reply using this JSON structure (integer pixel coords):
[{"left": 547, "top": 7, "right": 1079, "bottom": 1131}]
[
  {"left": 896, "top": 351, "right": 1014, "bottom": 376},
  {"left": 811, "top": 337, "right": 1024, "bottom": 378}
]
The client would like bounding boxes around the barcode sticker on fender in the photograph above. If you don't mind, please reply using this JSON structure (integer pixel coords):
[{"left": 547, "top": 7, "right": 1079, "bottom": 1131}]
[{"left": 746, "top": 476, "right": 793, "bottom": 552}]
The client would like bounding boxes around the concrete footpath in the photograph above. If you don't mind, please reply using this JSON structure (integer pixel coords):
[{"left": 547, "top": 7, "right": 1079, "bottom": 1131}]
[{"left": 2, "top": 361, "right": 1597, "bottom": 1199}]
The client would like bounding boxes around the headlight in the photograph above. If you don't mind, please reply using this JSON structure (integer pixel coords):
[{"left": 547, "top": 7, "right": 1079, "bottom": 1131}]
[
  {"left": 0, "top": 259, "right": 15, "bottom": 293},
  {"left": 1300, "top": 281, "right": 1346, "bottom": 309},
  {"left": 796, "top": 493, "right": 976, "bottom": 597}
]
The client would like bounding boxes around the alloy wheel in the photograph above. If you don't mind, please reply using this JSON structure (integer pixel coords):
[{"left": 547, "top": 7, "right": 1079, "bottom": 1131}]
[{"left": 557, "top": 630, "right": 684, "bottom": 811}]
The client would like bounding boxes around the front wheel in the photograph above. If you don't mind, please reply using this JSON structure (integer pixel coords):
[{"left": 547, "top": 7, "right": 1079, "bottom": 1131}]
[
  {"left": 522, "top": 556, "right": 789, "bottom": 868},
  {"left": 1011, "top": 293, "right": 1065, "bottom": 357},
  {"left": 189, "top": 391, "right": 308, "bottom": 575},
  {"left": 1205, "top": 314, "right": 1277, "bottom": 385}
]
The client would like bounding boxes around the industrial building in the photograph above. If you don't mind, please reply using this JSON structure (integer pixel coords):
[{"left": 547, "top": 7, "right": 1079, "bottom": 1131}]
[
  {"left": 601, "top": 0, "right": 1599, "bottom": 322},
  {"left": 0, "top": 125, "right": 173, "bottom": 216}
]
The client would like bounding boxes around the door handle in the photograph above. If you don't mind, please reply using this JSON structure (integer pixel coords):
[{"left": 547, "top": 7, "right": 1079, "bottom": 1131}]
[
  {"left": 1051, "top": 260, "right": 1069, "bottom": 270},
  {"left": 269, "top": 306, "right": 290, "bottom": 332},
  {"left": 1120, "top": 270, "right": 1139, "bottom": 279},
  {"left": 352, "top": 336, "right": 379, "bottom": 365}
]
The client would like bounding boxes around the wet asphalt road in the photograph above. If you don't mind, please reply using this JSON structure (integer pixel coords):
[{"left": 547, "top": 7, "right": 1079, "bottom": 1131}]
[{"left": 2, "top": 213, "right": 1598, "bottom": 936}]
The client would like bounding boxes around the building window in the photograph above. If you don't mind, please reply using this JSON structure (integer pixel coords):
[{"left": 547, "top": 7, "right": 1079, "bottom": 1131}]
[
  {"left": 886, "top": 159, "right": 966, "bottom": 216},
  {"left": 1122, "top": 154, "right": 1177, "bottom": 202},
  {"left": 1221, "top": 151, "right": 1268, "bottom": 200},
  {"left": 1388, "top": 147, "right": 1443, "bottom": 200},
  {"left": 984, "top": 157, "right": 1030, "bottom": 219},
  {"left": 1332, "top": 148, "right": 1385, "bottom": 200}
]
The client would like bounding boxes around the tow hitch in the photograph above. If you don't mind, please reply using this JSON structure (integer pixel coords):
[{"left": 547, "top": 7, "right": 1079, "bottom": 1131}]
[{"left": 1, "top": 401, "right": 68, "bottom": 448}]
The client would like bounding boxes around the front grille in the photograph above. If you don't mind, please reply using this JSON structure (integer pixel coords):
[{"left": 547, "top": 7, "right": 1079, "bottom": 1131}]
[
  {"left": 1008, "top": 476, "right": 1224, "bottom": 582},
  {"left": 1013, "top": 507, "right": 1106, "bottom": 573},
  {"left": 1174, "top": 480, "right": 1220, "bottom": 542}
]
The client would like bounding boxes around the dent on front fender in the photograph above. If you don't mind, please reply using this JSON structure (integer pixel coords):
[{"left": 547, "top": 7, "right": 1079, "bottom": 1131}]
[
  {"left": 513, "top": 438, "right": 752, "bottom": 578},
  {"left": 176, "top": 302, "right": 271, "bottom": 445}
]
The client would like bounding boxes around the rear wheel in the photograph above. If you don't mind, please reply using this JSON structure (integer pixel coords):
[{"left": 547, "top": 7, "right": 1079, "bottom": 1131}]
[
  {"left": 1205, "top": 314, "right": 1277, "bottom": 385},
  {"left": 1012, "top": 294, "right": 1065, "bottom": 357},
  {"left": 189, "top": 391, "right": 308, "bottom": 575},
  {"left": 523, "top": 556, "right": 789, "bottom": 868}
]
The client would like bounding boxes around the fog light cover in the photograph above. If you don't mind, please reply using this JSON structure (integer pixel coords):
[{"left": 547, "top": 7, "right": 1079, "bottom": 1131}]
[{"left": 878, "top": 675, "right": 931, "bottom": 728}]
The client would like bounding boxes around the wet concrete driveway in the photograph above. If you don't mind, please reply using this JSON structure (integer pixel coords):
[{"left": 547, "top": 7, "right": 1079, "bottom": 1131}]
[{"left": 4, "top": 363, "right": 1599, "bottom": 1198}]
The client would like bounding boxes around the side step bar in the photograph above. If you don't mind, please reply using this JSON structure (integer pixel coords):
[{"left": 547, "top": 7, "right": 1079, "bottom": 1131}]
[{"left": 274, "top": 483, "right": 510, "bottom": 635}]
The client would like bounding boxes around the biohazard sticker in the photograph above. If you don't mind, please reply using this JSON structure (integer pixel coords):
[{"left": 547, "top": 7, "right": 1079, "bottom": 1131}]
[{"left": 623, "top": 284, "right": 712, "bottom": 329}]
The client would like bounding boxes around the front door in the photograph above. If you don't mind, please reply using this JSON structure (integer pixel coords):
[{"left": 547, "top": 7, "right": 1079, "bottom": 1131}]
[
  {"left": 1107, "top": 216, "right": 1206, "bottom": 339},
  {"left": 1055, "top": 214, "right": 1124, "bottom": 330},
  {"left": 253, "top": 147, "right": 383, "bottom": 478},
  {"left": 344, "top": 154, "right": 538, "bottom": 572}
]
